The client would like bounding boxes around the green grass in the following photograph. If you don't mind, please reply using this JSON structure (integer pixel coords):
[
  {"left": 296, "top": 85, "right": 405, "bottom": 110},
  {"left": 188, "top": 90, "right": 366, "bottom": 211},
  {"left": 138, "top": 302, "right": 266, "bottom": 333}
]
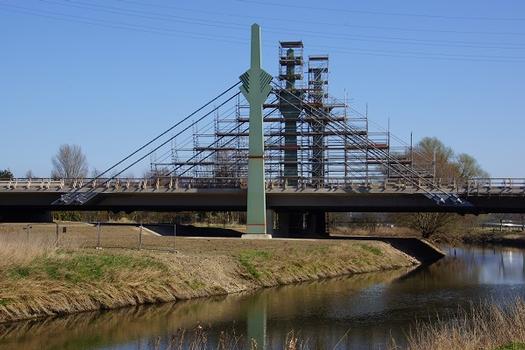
[
  {"left": 359, "top": 244, "right": 383, "bottom": 256},
  {"left": 0, "top": 298, "right": 9, "bottom": 306},
  {"left": 309, "top": 245, "right": 329, "bottom": 254},
  {"left": 185, "top": 279, "right": 205, "bottom": 290},
  {"left": 238, "top": 250, "right": 272, "bottom": 280},
  {"left": 6, "top": 252, "right": 167, "bottom": 283},
  {"left": 9, "top": 266, "right": 31, "bottom": 279},
  {"left": 495, "top": 343, "right": 525, "bottom": 350}
]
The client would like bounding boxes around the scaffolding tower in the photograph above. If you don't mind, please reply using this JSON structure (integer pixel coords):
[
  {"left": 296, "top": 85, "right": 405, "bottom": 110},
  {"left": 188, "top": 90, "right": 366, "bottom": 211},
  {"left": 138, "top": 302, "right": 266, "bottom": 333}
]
[{"left": 151, "top": 40, "right": 420, "bottom": 188}]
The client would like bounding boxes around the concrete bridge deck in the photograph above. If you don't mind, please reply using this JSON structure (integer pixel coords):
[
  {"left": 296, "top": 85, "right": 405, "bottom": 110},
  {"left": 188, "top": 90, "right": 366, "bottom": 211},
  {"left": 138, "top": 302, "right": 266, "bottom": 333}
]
[{"left": 1, "top": 177, "right": 525, "bottom": 214}]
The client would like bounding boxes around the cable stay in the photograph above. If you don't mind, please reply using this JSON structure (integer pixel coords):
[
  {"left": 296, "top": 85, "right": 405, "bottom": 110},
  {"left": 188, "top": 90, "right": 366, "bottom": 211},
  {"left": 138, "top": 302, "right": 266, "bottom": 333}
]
[
  {"left": 271, "top": 81, "right": 471, "bottom": 207},
  {"left": 53, "top": 60, "right": 470, "bottom": 209},
  {"left": 52, "top": 82, "right": 241, "bottom": 205},
  {"left": 163, "top": 104, "right": 279, "bottom": 179}
]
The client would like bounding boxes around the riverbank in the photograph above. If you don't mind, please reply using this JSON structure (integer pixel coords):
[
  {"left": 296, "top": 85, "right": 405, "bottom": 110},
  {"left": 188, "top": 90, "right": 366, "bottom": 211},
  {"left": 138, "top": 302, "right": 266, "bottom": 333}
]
[
  {"left": 0, "top": 268, "right": 413, "bottom": 350},
  {"left": 461, "top": 231, "right": 525, "bottom": 248},
  {"left": 0, "top": 230, "right": 417, "bottom": 323},
  {"left": 332, "top": 224, "right": 525, "bottom": 249}
]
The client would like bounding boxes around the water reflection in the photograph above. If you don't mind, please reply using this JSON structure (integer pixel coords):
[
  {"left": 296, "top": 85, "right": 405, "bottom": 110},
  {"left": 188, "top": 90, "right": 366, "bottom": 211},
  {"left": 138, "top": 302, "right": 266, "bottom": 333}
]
[{"left": 1, "top": 246, "right": 525, "bottom": 350}]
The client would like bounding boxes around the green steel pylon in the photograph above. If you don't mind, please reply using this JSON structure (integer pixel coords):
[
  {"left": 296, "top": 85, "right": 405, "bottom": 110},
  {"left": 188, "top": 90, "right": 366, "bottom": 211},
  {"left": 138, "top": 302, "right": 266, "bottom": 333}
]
[{"left": 240, "top": 24, "right": 272, "bottom": 238}]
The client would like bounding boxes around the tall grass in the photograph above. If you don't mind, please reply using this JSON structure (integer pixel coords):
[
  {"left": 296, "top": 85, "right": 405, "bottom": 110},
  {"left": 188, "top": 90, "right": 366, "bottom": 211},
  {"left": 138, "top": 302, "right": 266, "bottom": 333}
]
[
  {"left": 147, "top": 327, "right": 308, "bottom": 350},
  {"left": 398, "top": 298, "right": 525, "bottom": 350},
  {"left": 0, "top": 230, "right": 59, "bottom": 268}
]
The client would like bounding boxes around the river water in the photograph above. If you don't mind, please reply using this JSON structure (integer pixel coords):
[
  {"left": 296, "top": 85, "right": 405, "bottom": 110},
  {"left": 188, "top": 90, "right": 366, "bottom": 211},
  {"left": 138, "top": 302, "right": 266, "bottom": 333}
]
[{"left": 1, "top": 245, "right": 525, "bottom": 350}]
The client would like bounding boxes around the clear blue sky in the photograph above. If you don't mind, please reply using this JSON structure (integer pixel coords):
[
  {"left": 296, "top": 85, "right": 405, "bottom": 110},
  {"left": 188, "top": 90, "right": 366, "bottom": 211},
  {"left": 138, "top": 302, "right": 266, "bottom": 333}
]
[{"left": 1, "top": 0, "right": 524, "bottom": 178}]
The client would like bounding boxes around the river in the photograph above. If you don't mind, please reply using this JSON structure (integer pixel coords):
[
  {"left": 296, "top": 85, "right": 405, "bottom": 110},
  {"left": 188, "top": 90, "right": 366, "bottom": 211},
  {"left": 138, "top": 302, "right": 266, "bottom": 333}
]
[{"left": 1, "top": 245, "right": 525, "bottom": 349}]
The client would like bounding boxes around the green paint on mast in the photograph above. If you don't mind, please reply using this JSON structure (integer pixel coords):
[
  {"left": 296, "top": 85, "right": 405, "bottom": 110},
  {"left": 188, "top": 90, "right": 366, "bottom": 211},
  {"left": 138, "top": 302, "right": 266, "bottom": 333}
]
[{"left": 240, "top": 24, "right": 272, "bottom": 238}]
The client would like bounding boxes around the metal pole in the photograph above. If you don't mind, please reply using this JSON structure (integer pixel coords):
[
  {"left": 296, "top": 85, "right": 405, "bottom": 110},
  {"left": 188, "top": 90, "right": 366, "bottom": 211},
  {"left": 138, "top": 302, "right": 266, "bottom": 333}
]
[
  {"left": 410, "top": 132, "right": 414, "bottom": 172},
  {"left": 387, "top": 117, "right": 390, "bottom": 179},
  {"left": 139, "top": 224, "right": 143, "bottom": 250},
  {"left": 240, "top": 24, "right": 272, "bottom": 238},
  {"left": 54, "top": 222, "right": 59, "bottom": 247},
  {"left": 173, "top": 223, "right": 177, "bottom": 252},
  {"left": 96, "top": 222, "right": 101, "bottom": 249},
  {"left": 432, "top": 149, "right": 437, "bottom": 183}
]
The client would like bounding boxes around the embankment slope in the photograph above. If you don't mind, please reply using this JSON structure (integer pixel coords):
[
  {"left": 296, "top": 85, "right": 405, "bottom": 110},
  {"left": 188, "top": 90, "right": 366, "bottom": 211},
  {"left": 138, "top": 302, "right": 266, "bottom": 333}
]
[{"left": 0, "top": 236, "right": 417, "bottom": 323}]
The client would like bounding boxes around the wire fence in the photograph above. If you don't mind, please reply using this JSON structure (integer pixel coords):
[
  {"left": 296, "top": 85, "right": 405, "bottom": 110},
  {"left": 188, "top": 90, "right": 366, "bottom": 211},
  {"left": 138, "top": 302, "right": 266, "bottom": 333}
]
[{"left": 0, "top": 222, "right": 179, "bottom": 253}]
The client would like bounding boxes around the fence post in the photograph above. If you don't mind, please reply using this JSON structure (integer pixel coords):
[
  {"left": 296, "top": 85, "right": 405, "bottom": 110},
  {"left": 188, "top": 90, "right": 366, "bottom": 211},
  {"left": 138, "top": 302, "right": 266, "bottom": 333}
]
[
  {"left": 139, "top": 224, "right": 143, "bottom": 250},
  {"left": 173, "top": 224, "right": 177, "bottom": 252},
  {"left": 54, "top": 222, "right": 59, "bottom": 247},
  {"left": 96, "top": 222, "right": 101, "bottom": 249}
]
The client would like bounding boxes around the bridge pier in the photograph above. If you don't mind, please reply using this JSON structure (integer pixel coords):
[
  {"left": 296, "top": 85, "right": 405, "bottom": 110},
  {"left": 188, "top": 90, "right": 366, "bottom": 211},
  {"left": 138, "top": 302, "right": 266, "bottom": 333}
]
[
  {"left": 272, "top": 210, "right": 327, "bottom": 238},
  {"left": 240, "top": 23, "right": 273, "bottom": 239}
]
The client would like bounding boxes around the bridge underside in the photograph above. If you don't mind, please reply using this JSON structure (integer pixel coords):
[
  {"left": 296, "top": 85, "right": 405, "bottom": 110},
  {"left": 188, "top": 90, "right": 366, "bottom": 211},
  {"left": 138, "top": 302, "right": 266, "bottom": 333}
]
[
  {"left": 2, "top": 190, "right": 525, "bottom": 237},
  {"left": 1, "top": 190, "right": 525, "bottom": 214}
]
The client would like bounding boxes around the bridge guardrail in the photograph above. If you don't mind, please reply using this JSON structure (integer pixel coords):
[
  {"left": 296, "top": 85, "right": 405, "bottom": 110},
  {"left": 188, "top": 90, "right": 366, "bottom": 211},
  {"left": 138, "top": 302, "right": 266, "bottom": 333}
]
[{"left": 1, "top": 177, "right": 525, "bottom": 196}]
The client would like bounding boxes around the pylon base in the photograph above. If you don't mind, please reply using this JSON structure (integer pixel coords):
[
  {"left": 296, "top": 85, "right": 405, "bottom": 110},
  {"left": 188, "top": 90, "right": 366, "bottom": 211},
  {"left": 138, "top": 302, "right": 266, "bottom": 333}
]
[{"left": 241, "top": 234, "right": 272, "bottom": 239}]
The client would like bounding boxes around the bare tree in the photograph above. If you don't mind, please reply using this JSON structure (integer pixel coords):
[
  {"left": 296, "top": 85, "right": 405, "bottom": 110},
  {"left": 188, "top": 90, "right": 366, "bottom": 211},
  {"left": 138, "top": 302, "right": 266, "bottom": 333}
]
[
  {"left": 413, "top": 137, "right": 459, "bottom": 179},
  {"left": 413, "top": 137, "right": 489, "bottom": 181},
  {"left": 91, "top": 168, "right": 102, "bottom": 178},
  {"left": 51, "top": 144, "right": 88, "bottom": 179},
  {"left": 455, "top": 153, "right": 489, "bottom": 179},
  {"left": 393, "top": 137, "right": 489, "bottom": 239},
  {"left": 25, "top": 169, "right": 34, "bottom": 178},
  {"left": 396, "top": 212, "right": 457, "bottom": 239}
]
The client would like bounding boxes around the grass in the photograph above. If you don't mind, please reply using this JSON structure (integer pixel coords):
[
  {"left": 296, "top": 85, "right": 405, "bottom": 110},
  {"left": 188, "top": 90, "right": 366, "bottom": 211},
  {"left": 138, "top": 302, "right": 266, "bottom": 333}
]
[
  {"left": 131, "top": 319, "right": 525, "bottom": 350},
  {"left": 0, "top": 224, "right": 416, "bottom": 323},
  {"left": 0, "top": 229, "right": 60, "bottom": 268},
  {"left": 359, "top": 244, "right": 383, "bottom": 256},
  {"left": 9, "top": 266, "right": 31, "bottom": 279},
  {"left": 141, "top": 326, "right": 303, "bottom": 350},
  {"left": 396, "top": 299, "right": 525, "bottom": 350},
  {"left": 495, "top": 344, "right": 525, "bottom": 350},
  {"left": 7, "top": 253, "right": 167, "bottom": 283},
  {"left": 185, "top": 279, "right": 206, "bottom": 290},
  {"left": 238, "top": 250, "right": 272, "bottom": 279}
]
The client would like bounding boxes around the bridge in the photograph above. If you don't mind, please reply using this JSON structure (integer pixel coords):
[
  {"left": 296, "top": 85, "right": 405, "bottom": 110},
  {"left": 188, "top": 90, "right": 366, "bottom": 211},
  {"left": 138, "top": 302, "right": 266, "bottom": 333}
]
[
  {"left": 2, "top": 24, "right": 525, "bottom": 237},
  {"left": 2, "top": 176, "right": 525, "bottom": 235}
]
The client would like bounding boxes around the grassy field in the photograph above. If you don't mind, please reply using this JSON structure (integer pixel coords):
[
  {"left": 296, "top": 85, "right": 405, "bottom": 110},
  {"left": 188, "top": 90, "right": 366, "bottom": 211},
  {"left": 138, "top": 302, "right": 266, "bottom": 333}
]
[
  {"left": 330, "top": 225, "right": 419, "bottom": 237},
  {"left": 0, "top": 223, "right": 417, "bottom": 323}
]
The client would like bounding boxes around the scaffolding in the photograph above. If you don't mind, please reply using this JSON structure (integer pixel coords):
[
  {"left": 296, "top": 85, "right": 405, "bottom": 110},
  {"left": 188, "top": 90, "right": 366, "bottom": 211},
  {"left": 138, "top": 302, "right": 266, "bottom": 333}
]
[{"left": 151, "top": 41, "right": 426, "bottom": 187}]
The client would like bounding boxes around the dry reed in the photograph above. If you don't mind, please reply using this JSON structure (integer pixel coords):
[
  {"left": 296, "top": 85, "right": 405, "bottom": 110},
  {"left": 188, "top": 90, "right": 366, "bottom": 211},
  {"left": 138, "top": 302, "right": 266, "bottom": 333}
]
[
  {"left": 149, "top": 301, "right": 525, "bottom": 350},
  {"left": 147, "top": 326, "right": 307, "bottom": 350},
  {"left": 0, "top": 231, "right": 58, "bottom": 268},
  {"left": 398, "top": 298, "right": 525, "bottom": 350}
]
